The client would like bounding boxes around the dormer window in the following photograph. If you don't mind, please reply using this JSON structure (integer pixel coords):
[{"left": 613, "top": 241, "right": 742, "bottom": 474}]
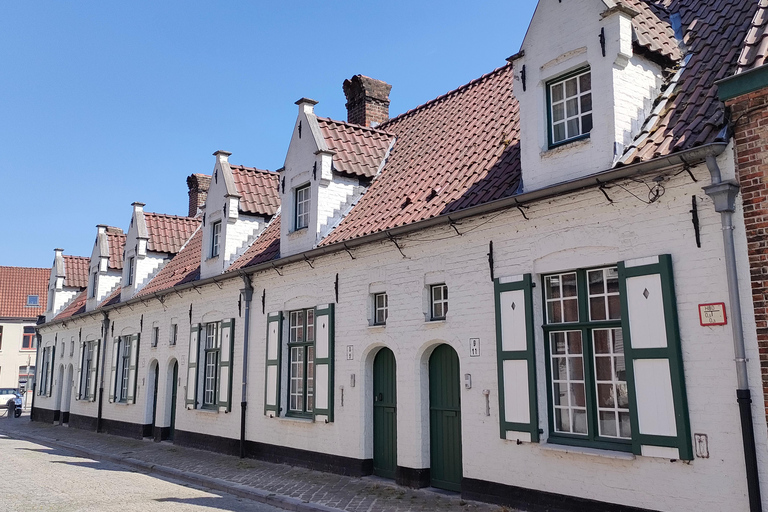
[
  {"left": 127, "top": 257, "right": 135, "bottom": 285},
  {"left": 89, "top": 269, "right": 97, "bottom": 298},
  {"left": 210, "top": 220, "right": 221, "bottom": 258},
  {"left": 548, "top": 69, "right": 592, "bottom": 147},
  {"left": 295, "top": 184, "right": 311, "bottom": 230},
  {"left": 26, "top": 295, "right": 39, "bottom": 306}
]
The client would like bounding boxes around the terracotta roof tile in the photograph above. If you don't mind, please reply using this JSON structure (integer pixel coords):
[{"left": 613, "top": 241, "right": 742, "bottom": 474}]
[
  {"left": 144, "top": 213, "right": 200, "bottom": 254},
  {"left": 736, "top": 0, "right": 768, "bottom": 73},
  {"left": 316, "top": 118, "right": 395, "bottom": 178},
  {"left": 320, "top": 64, "right": 520, "bottom": 245},
  {"left": 137, "top": 228, "right": 202, "bottom": 297},
  {"left": 621, "top": 0, "right": 759, "bottom": 163},
  {"left": 228, "top": 216, "right": 281, "bottom": 271},
  {"left": 54, "top": 289, "right": 87, "bottom": 320},
  {"left": 230, "top": 165, "right": 280, "bottom": 216},
  {"left": 107, "top": 232, "right": 126, "bottom": 270},
  {"left": 0, "top": 266, "right": 49, "bottom": 319},
  {"left": 62, "top": 255, "right": 89, "bottom": 289},
  {"left": 627, "top": 0, "right": 683, "bottom": 62}
]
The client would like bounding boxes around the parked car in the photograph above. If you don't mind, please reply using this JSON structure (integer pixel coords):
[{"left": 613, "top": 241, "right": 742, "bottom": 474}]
[{"left": 0, "top": 388, "right": 22, "bottom": 417}]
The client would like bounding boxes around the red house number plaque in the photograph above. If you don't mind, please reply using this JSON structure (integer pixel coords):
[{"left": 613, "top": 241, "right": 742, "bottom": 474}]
[{"left": 699, "top": 303, "right": 727, "bottom": 326}]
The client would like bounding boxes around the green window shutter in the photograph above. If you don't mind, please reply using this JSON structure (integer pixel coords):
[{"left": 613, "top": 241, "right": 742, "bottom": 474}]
[
  {"left": 494, "top": 274, "right": 538, "bottom": 442},
  {"left": 109, "top": 337, "right": 119, "bottom": 403},
  {"left": 186, "top": 324, "right": 200, "bottom": 409},
  {"left": 618, "top": 254, "right": 692, "bottom": 460},
  {"left": 47, "top": 345, "right": 56, "bottom": 397},
  {"left": 313, "top": 304, "right": 335, "bottom": 422},
  {"left": 76, "top": 341, "right": 85, "bottom": 400},
  {"left": 217, "top": 319, "right": 235, "bottom": 411},
  {"left": 264, "top": 312, "right": 282, "bottom": 416},
  {"left": 88, "top": 341, "right": 100, "bottom": 402},
  {"left": 127, "top": 334, "right": 140, "bottom": 404}
]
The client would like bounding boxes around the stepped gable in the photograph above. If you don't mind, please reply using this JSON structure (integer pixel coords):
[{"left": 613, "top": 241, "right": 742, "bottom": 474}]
[
  {"left": 144, "top": 212, "right": 200, "bottom": 254},
  {"left": 316, "top": 118, "right": 395, "bottom": 178},
  {"left": 106, "top": 229, "right": 126, "bottom": 270},
  {"left": 0, "top": 266, "right": 49, "bottom": 318},
  {"left": 62, "top": 255, "right": 89, "bottom": 288},
  {"left": 321, "top": 64, "right": 520, "bottom": 245},
  {"left": 621, "top": 0, "right": 760, "bottom": 162},
  {"left": 54, "top": 289, "right": 87, "bottom": 320},
  {"left": 626, "top": 0, "right": 682, "bottom": 63},
  {"left": 99, "top": 286, "right": 122, "bottom": 308},
  {"left": 736, "top": 0, "right": 768, "bottom": 73},
  {"left": 228, "top": 215, "right": 281, "bottom": 271},
  {"left": 137, "top": 228, "right": 202, "bottom": 297},
  {"left": 230, "top": 165, "right": 280, "bottom": 216}
]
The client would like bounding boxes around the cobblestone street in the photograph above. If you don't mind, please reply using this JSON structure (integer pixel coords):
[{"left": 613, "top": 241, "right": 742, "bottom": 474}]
[{"left": 0, "top": 414, "right": 514, "bottom": 512}]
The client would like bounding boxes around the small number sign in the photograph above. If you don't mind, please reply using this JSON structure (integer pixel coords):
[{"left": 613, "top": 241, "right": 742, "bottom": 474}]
[
  {"left": 469, "top": 338, "right": 480, "bottom": 357},
  {"left": 699, "top": 303, "right": 727, "bottom": 326}
]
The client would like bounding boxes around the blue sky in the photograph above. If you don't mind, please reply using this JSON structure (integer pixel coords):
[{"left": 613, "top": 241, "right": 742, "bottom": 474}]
[{"left": 0, "top": 1, "right": 538, "bottom": 268}]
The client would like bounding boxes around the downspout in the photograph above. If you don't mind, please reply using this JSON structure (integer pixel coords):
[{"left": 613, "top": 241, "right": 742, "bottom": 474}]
[
  {"left": 703, "top": 155, "right": 763, "bottom": 512},
  {"left": 97, "top": 312, "right": 110, "bottom": 433},
  {"left": 31, "top": 325, "right": 43, "bottom": 421},
  {"left": 239, "top": 272, "right": 254, "bottom": 458}
]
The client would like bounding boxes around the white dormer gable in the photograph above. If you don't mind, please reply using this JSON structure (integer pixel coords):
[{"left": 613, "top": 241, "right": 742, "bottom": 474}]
[
  {"left": 199, "top": 151, "right": 269, "bottom": 279},
  {"left": 86, "top": 225, "right": 122, "bottom": 312},
  {"left": 120, "top": 202, "right": 169, "bottom": 300},
  {"left": 280, "top": 98, "right": 361, "bottom": 258},
  {"left": 514, "top": 0, "right": 665, "bottom": 191},
  {"left": 46, "top": 249, "right": 76, "bottom": 321}
]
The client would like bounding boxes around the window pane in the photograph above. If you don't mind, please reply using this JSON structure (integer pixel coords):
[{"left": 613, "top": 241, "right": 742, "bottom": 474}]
[
  {"left": 553, "top": 383, "right": 568, "bottom": 406},
  {"left": 599, "top": 411, "right": 618, "bottom": 437},
  {"left": 619, "top": 412, "right": 632, "bottom": 438},
  {"left": 597, "top": 383, "right": 615, "bottom": 407},
  {"left": 553, "top": 123, "right": 566, "bottom": 143},
  {"left": 563, "top": 298, "right": 578, "bottom": 322},
  {"left": 545, "top": 276, "right": 561, "bottom": 299},
  {"left": 582, "top": 114, "right": 593, "bottom": 134},
  {"left": 566, "top": 98, "right": 579, "bottom": 118},
  {"left": 552, "top": 83, "right": 564, "bottom": 102},
  {"left": 588, "top": 270, "right": 604, "bottom": 295},
  {"left": 561, "top": 273, "right": 577, "bottom": 297},
  {"left": 551, "top": 332, "right": 566, "bottom": 354},
  {"left": 572, "top": 409, "right": 588, "bottom": 434},
  {"left": 565, "top": 77, "right": 578, "bottom": 97},
  {"left": 580, "top": 93, "right": 592, "bottom": 113},
  {"left": 553, "top": 102, "right": 565, "bottom": 122},
  {"left": 608, "top": 295, "right": 621, "bottom": 320},
  {"left": 555, "top": 408, "right": 570, "bottom": 432},
  {"left": 306, "top": 346, "right": 314, "bottom": 412},
  {"left": 553, "top": 357, "right": 567, "bottom": 381},
  {"left": 570, "top": 383, "right": 586, "bottom": 407},
  {"left": 568, "top": 355, "right": 584, "bottom": 380},
  {"left": 590, "top": 297, "right": 606, "bottom": 321},
  {"left": 579, "top": 72, "right": 591, "bottom": 92},
  {"left": 306, "top": 309, "right": 314, "bottom": 342},
  {"left": 548, "top": 300, "right": 562, "bottom": 323},
  {"left": 567, "top": 118, "right": 580, "bottom": 138}
]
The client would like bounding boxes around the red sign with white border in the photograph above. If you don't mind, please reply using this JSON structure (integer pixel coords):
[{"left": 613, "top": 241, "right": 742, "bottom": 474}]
[{"left": 699, "top": 303, "right": 727, "bottom": 326}]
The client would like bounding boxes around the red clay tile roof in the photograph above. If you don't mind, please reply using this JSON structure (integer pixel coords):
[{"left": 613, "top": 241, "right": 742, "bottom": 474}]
[
  {"left": 320, "top": 64, "right": 520, "bottom": 245},
  {"left": 627, "top": 0, "right": 682, "bottom": 63},
  {"left": 316, "top": 118, "right": 395, "bottom": 179},
  {"left": 144, "top": 213, "right": 201, "bottom": 254},
  {"left": 230, "top": 165, "right": 280, "bottom": 216},
  {"left": 137, "top": 228, "right": 202, "bottom": 297},
  {"left": 99, "top": 286, "right": 122, "bottom": 308},
  {"left": 620, "top": 0, "right": 760, "bottom": 163},
  {"left": 107, "top": 232, "right": 126, "bottom": 270},
  {"left": 736, "top": 0, "right": 768, "bottom": 73},
  {"left": 62, "top": 255, "right": 89, "bottom": 289},
  {"left": 228, "top": 216, "right": 281, "bottom": 271},
  {"left": 0, "top": 266, "right": 49, "bottom": 319},
  {"left": 54, "top": 289, "right": 87, "bottom": 320}
]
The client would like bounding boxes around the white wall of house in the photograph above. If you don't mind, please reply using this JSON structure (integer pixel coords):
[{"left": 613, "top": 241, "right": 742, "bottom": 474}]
[
  {"left": 86, "top": 227, "right": 121, "bottom": 312},
  {"left": 0, "top": 320, "right": 37, "bottom": 390}
]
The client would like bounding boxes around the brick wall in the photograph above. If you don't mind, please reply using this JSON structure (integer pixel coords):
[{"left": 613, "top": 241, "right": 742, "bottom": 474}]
[
  {"left": 187, "top": 174, "right": 211, "bottom": 217},
  {"left": 729, "top": 87, "right": 768, "bottom": 426}
]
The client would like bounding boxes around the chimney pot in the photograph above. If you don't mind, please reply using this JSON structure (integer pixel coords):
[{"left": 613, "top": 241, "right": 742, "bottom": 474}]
[
  {"left": 187, "top": 173, "right": 212, "bottom": 217},
  {"left": 343, "top": 75, "right": 392, "bottom": 127}
]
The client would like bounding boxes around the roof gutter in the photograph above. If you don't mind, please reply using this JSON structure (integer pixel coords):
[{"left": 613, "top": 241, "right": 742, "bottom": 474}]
[{"left": 39, "top": 143, "right": 727, "bottom": 328}]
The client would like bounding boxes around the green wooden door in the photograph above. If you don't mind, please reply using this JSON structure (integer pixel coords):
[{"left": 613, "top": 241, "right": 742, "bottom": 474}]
[
  {"left": 373, "top": 348, "right": 397, "bottom": 479},
  {"left": 151, "top": 365, "right": 159, "bottom": 431},
  {"left": 429, "top": 344, "right": 463, "bottom": 491},
  {"left": 169, "top": 361, "right": 178, "bottom": 441}
]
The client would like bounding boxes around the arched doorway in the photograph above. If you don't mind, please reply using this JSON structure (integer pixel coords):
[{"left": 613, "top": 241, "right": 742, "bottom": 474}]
[
  {"left": 373, "top": 347, "right": 397, "bottom": 479},
  {"left": 429, "top": 344, "right": 463, "bottom": 491},
  {"left": 167, "top": 360, "right": 178, "bottom": 441},
  {"left": 151, "top": 364, "right": 159, "bottom": 435}
]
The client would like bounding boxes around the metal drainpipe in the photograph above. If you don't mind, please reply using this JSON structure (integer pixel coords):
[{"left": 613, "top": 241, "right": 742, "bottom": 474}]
[
  {"left": 97, "top": 312, "right": 109, "bottom": 433},
  {"left": 703, "top": 155, "right": 763, "bottom": 512},
  {"left": 239, "top": 273, "right": 254, "bottom": 459},
  {"left": 30, "top": 327, "right": 42, "bottom": 421}
]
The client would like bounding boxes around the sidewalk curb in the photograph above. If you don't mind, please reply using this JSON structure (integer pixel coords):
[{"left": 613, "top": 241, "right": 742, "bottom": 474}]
[{"left": 2, "top": 428, "right": 343, "bottom": 512}]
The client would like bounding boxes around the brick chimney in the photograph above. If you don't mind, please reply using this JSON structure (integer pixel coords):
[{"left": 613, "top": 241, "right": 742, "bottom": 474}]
[
  {"left": 343, "top": 75, "right": 392, "bottom": 127},
  {"left": 187, "top": 173, "right": 212, "bottom": 217}
]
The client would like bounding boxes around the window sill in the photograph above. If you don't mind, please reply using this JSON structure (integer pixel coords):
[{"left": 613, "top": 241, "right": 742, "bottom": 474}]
[
  {"left": 541, "top": 136, "right": 591, "bottom": 158},
  {"left": 425, "top": 318, "right": 447, "bottom": 325},
  {"left": 206, "top": 255, "right": 220, "bottom": 262},
  {"left": 192, "top": 407, "right": 219, "bottom": 414},
  {"left": 368, "top": 324, "right": 386, "bottom": 329},
  {"left": 540, "top": 442, "right": 635, "bottom": 461},
  {"left": 279, "top": 414, "right": 314, "bottom": 424}
]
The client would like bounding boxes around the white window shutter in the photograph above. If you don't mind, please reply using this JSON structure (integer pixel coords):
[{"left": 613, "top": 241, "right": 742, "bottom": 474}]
[
  {"left": 186, "top": 324, "right": 200, "bottom": 409},
  {"left": 88, "top": 341, "right": 100, "bottom": 402},
  {"left": 217, "top": 319, "right": 235, "bottom": 411},
  {"left": 126, "top": 334, "right": 140, "bottom": 404},
  {"left": 494, "top": 274, "right": 538, "bottom": 443},
  {"left": 619, "top": 255, "right": 692, "bottom": 460},
  {"left": 264, "top": 313, "right": 282, "bottom": 416},
  {"left": 313, "top": 304, "right": 335, "bottom": 422},
  {"left": 109, "top": 337, "right": 119, "bottom": 403}
]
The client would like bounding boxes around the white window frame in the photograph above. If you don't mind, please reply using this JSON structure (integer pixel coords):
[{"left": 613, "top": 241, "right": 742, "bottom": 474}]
[
  {"left": 373, "top": 292, "right": 388, "bottom": 325},
  {"left": 287, "top": 308, "right": 314, "bottom": 415},
  {"left": 127, "top": 257, "right": 135, "bottom": 286},
  {"left": 210, "top": 220, "right": 221, "bottom": 258},
  {"left": 202, "top": 322, "right": 219, "bottom": 408},
  {"left": 294, "top": 185, "right": 311, "bottom": 230},
  {"left": 170, "top": 323, "right": 178, "bottom": 346},
  {"left": 26, "top": 295, "right": 39, "bottom": 306},
  {"left": 151, "top": 326, "right": 159, "bottom": 348},
  {"left": 548, "top": 68, "right": 592, "bottom": 147},
  {"left": 118, "top": 337, "right": 131, "bottom": 403},
  {"left": 430, "top": 284, "right": 448, "bottom": 320}
]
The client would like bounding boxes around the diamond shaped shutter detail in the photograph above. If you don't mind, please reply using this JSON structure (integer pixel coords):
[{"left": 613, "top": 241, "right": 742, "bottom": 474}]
[
  {"left": 186, "top": 324, "right": 200, "bottom": 409},
  {"left": 494, "top": 274, "right": 538, "bottom": 442},
  {"left": 619, "top": 254, "right": 692, "bottom": 460},
  {"left": 314, "top": 304, "right": 335, "bottom": 422},
  {"left": 109, "top": 337, "right": 119, "bottom": 403},
  {"left": 88, "top": 341, "right": 100, "bottom": 402},
  {"left": 264, "top": 312, "right": 282, "bottom": 416},
  {"left": 217, "top": 319, "right": 235, "bottom": 411},
  {"left": 76, "top": 341, "right": 85, "bottom": 400},
  {"left": 126, "top": 334, "right": 140, "bottom": 405}
]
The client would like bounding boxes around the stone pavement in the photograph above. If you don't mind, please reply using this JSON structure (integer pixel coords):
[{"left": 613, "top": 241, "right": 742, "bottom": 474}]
[{"left": 0, "top": 413, "right": 517, "bottom": 512}]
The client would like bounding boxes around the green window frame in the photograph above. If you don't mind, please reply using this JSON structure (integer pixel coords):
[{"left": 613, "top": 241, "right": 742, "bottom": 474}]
[
  {"left": 287, "top": 308, "right": 315, "bottom": 416},
  {"left": 430, "top": 284, "right": 448, "bottom": 320},
  {"left": 543, "top": 266, "right": 633, "bottom": 452},
  {"left": 374, "top": 292, "right": 388, "bottom": 325},
  {"left": 295, "top": 184, "right": 311, "bottom": 230},
  {"left": 202, "top": 322, "right": 220, "bottom": 408},
  {"left": 547, "top": 68, "right": 593, "bottom": 148}
]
